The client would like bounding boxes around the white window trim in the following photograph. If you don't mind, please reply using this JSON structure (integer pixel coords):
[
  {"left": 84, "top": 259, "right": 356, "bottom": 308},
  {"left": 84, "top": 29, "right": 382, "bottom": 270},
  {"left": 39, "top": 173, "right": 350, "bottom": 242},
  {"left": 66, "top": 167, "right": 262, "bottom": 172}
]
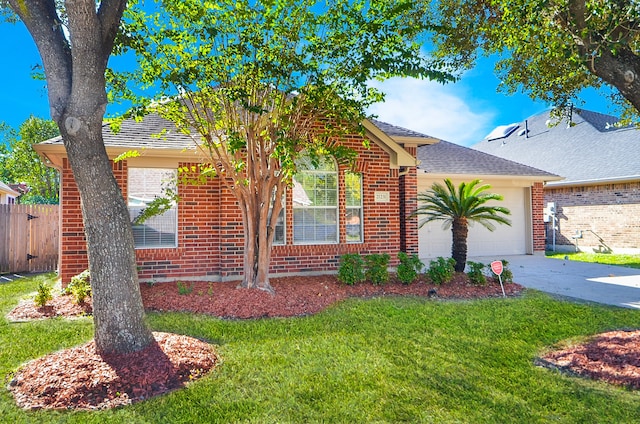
[
  {"left": 128, "top": 167, "right": 178, "bottom": 250},
  {"left": 292, "top": 158, "right": 339, "bottom": 245},
  {"left": 346, "top": 171, "right": 364, "bottom": 244}
]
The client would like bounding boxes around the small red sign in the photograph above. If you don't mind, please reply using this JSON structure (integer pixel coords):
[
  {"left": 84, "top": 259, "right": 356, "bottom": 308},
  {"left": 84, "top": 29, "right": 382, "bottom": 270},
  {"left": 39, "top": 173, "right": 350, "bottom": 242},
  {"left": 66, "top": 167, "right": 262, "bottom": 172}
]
[{"left": 491, "top": 261, "right": 503, "bottom": 276}]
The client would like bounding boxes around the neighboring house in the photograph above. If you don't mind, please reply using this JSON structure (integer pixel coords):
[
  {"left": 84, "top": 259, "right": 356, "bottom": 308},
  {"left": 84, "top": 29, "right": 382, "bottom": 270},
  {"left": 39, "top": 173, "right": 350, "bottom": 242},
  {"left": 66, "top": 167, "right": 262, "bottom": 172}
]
[
  {"left": 387, "top": 121, "right": 560, "bottom": 260},
  {"left": 0, "top": 181, "right": 19, "bottom": 204},
  {"left": 35, "top": 114, "right": 420, "bottom": 284},
  {"left": 473, "top": 108, "right": 640, "bottom": 253}
]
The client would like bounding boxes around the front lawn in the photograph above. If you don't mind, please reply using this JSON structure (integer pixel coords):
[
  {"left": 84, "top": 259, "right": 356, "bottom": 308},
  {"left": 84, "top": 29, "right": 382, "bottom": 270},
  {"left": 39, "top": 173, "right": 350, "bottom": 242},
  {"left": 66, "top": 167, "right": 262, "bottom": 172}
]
[
  {"left": 546, "top": 251, "right": 640, "bottom": 269},
  {"left": 2, "top": 274, "right": 640, "bottom": 422}
]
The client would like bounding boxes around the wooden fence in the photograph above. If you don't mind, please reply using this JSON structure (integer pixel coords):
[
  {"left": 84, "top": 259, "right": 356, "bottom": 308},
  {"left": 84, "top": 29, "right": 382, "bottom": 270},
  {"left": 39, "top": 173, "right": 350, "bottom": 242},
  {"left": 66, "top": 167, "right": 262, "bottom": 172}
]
[{"left": 0, "top": 204, "right": 59, "bottom": 274}]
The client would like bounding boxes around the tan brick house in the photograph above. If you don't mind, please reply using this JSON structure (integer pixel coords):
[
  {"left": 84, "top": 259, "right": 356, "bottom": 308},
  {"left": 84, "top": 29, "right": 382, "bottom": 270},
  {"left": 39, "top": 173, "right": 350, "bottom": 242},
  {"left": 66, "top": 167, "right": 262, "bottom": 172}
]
[{"left": 474, "top": 108, "right": 640, "bottom": 253}]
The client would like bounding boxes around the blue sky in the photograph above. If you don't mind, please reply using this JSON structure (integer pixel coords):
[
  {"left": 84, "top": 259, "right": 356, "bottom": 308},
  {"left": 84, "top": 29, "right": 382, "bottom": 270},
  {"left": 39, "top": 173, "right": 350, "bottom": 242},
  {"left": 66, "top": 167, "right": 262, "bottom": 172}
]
[{"left": 1, "top": 19, "right": 616, "bottom": 147}]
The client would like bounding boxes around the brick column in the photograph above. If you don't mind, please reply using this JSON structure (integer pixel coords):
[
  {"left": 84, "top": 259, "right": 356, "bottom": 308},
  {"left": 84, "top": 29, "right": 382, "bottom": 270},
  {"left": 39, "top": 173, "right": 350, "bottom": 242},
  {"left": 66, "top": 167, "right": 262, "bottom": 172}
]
[
  {"left": 531, "top": 182, "right": 545, "bottom": 253},
  {"left": 399, "top": 146, "right": 418, "bottom": 254}
]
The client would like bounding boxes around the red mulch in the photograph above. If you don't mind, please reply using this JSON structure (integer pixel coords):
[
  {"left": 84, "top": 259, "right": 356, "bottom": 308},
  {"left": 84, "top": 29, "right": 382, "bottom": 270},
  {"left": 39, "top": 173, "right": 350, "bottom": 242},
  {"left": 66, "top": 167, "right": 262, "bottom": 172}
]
[
  {"left": 6, "top": 273, "right": 638, "bottom": 410},
  {"left": 7, "top": 295, "right": 93, "bottom": 322},
  {"left": 8, "top": 332, "right": 217, "bottom": 410},
  {"left": 536, "top": 330, "right": 640, "bottom": 390},
  {"left": 138, "top": 274, "right": 522, "bottom": 319}
]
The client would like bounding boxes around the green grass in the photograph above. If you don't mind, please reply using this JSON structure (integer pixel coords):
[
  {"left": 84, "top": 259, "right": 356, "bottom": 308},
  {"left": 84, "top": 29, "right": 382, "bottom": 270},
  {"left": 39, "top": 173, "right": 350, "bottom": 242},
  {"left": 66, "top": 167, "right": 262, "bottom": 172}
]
[
  {"left": 3, "top": 274, "right": 640, "bottom": 423},
  {"left": 546, "top": 251, "right": 640, "bottom": 269}
]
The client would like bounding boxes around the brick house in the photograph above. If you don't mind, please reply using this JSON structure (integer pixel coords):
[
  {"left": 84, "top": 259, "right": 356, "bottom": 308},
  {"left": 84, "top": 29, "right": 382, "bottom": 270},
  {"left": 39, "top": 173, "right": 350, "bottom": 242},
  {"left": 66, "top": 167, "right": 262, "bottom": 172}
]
[
  {"left": 473, "top": 108, "right": 640, "bottom": 253},
  {"left": 0, "top": 181, "right": 19, "bottom": 204},
  {"left": 35, "top": 115, "right": 426, "bottom": 284}
]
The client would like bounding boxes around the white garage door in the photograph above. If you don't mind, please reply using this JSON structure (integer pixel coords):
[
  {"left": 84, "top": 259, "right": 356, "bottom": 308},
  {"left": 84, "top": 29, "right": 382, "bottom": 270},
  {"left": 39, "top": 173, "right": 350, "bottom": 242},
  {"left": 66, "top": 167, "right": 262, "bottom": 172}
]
[{"left": 417, "top": 180, "right": 529, "bottom": 261}]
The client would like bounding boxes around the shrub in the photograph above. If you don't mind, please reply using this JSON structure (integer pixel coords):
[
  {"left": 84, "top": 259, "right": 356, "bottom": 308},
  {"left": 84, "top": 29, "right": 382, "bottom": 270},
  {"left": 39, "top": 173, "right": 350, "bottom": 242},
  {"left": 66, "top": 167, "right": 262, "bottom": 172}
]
[
  {"left": 34, "top": 282, "right": 53, "bottom": 308},
  {"left": 500, "top": 260, "right": 514, "bottom": 283},
  {"left": 338, "top": 253, "right": 365, "bottom": 285},
  {"left": 487, "top": 260, "right": 514, "bottom": 284},
  {"left": 177, "top": 281, "right": 194, "bottom": 295},
  {"left": 427, "top": 257, "right": 456, "bottom": 285},
  {"left": 466, "top": 261, "right": 487, "bottom": 286},
  {"left": 396, "top": 252, "right": 424, "bottom": 285},
  {"left": 365, "top": 253, "right": 390, "bottom": 285},
  {"left": 65, "top": 269, "right": 91, "bottom": 304}
]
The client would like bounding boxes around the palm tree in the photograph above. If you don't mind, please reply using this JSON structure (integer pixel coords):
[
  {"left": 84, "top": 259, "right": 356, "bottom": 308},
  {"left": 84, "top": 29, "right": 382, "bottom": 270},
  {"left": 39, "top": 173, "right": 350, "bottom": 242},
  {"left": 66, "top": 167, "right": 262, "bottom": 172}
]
[{"left": 412, "top": 179, "right": 511, "bottom": 272}]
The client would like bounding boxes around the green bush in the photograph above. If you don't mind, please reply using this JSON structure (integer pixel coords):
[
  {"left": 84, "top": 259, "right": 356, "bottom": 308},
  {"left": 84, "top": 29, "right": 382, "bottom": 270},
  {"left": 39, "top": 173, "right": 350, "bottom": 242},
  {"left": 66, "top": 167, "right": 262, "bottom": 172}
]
[
  {"left": 499, "top": 260, "right": 514, "bottom": 283},
  {"left": 487, "top": 260, "right": 514, "bottom": 284},
  {"left": 65, "top": 269, "right": 91, "bottom": 304},
  {"left": 338, "top": 253, "right": 365, "bottom": 285},
  {"left": 466, "top": 261, "right": 487, "bottom": 286},
  {"left": 34, "top": 282, "right": 53, "bottom": 308},
  {"left": 427, "top": 257, "right": 456, "bottom": 285},
  {"left": 396, "top": 252, "right": 424, "bottom": 285},
  {"left": 177, "top": 281, "right": 194, "bottom": 295},
  {"left": 365, "top": 253, "right": 390, "bottom": 285}
]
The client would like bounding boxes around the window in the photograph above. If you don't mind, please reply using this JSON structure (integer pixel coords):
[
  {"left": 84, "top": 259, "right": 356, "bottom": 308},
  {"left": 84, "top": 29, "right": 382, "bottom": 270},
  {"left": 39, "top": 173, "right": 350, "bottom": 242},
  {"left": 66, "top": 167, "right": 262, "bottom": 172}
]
[
  {"left": 293, "top": 156, "right": 338, "bottom": 244},
  {"left": 345, "top": 171, "right": 363, "bottom": 243},
  {"left": 128, "top": 168, "right": 177, "bottom": 248},
  {"left": 271, "top": 192, "right": 285, "bottom": 245}
]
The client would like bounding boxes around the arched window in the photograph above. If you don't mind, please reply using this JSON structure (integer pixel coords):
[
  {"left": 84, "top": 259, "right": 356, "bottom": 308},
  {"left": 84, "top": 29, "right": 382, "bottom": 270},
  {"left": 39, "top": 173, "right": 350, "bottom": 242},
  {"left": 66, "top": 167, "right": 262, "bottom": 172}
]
[{"left": 293, "top": 155, "right": 338, "bottom": 244}]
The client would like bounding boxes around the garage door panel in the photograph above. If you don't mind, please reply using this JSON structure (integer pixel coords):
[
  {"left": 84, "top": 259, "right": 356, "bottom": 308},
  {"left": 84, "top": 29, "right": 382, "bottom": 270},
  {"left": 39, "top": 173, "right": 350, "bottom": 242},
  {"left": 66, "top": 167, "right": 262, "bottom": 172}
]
[{"left": 417, "top": 181, "right": 528, "bottom": 260}]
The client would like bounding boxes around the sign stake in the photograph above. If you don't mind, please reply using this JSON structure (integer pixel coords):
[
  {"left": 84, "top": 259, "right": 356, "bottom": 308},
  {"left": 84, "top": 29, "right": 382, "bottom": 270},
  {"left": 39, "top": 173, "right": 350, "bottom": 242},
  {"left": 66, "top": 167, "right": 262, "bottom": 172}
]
[{"left": 491, "top": 260, "right": 506, "bottom": 298}]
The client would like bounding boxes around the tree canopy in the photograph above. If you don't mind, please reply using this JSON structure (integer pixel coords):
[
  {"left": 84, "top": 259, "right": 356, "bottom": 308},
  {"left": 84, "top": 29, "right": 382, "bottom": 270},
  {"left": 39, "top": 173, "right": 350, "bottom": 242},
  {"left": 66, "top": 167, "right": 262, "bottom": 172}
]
[
  {"left": 427, "top": 0, "right": 640, "bottom": 120},
  {"left": 116, "top": 0, "right": 452, "bottom": 291},
  {"left": 0, "top": 117, "right": 59, "bottom": 204}
]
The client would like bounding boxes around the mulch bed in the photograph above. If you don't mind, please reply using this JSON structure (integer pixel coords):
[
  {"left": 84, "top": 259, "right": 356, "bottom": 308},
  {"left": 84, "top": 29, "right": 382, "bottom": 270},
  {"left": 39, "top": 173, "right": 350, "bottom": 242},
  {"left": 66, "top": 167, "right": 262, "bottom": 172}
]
[
  {"left": 536, "top": 330, "right": 640, "bottom": 390},
  {"left": 5, "top": 274, "right": 639, "bottom": 410},
  {"left": 7, "top": 332, "right": 218, "bottom": 410}
]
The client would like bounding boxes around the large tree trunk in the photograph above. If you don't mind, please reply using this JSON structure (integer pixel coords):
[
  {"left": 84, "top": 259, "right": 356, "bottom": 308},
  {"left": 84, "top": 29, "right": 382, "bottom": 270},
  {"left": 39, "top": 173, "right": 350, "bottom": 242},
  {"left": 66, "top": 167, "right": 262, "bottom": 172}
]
[
  {"left": 62, "top": 116, "right": 154, "bottom": 354},
  {"left": 10, "top": 0, "right": 155, "bottom": 355},
  {"left": 451, "top": 217, "right": 469, "bottom": 272}
]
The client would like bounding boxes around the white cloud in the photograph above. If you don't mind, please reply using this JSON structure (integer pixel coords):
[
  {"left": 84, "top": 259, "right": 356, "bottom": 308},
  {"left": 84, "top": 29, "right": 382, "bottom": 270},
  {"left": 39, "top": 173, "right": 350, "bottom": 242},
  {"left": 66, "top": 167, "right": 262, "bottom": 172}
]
[{"left": 367, "top": 78, "right": 496, "bottom": 146}]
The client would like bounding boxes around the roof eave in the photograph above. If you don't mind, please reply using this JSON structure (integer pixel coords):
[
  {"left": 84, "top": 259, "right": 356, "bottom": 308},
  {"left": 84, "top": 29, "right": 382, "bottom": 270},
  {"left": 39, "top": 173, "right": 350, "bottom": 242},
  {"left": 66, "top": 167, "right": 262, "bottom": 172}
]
[
  {"left": 546, "top": 175, "right": 640, "bottom": 188},
  {"left": 33, "top": 142, "right": 206, "bottom": 169},
  {"left": 362, "top": 120, "right": 417, "bottom": 168},
  {"left": 419, "top": 170, "right": 563, "bottom": 184}
]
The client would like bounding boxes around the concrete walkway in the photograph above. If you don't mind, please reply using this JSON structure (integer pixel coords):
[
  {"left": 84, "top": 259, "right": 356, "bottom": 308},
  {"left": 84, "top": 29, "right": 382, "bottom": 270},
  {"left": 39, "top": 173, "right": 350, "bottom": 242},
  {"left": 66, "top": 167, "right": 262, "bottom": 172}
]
[{"left": 470, "top": 254, "right": 640, "bottom": 309}]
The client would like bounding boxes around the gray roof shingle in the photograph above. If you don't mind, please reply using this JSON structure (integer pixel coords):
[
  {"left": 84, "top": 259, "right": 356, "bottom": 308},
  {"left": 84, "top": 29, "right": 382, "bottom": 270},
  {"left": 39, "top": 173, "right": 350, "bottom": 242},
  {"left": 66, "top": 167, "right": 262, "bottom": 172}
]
[
  {"left": 370, "top": 119, "right": 439, "bottom": 140},
  {"left": 417, "top": 139, "right": 557, "bottom": 178},
  {"left": 38, "top": 114, "right": 556, "bottom": 181},
  {"left": 40, "top": 114, "right": 195, "bottom": 150},
  {"left": 472, "top": 108, "right": 640, "bottom": 185}
]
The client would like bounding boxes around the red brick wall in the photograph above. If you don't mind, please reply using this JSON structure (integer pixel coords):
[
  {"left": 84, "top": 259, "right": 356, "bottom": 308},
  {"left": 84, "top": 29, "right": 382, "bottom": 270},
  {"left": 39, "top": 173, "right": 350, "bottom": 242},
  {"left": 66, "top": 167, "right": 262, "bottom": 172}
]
[
  {"left": 59, "top": 158, "right": 89, "bottom": 283},
  {"left": 399, "top": 146, "right": 418, "bottom": 254},
  {"left": 531, "top": 182, "right": 545, "bottom": 252},
  {"left": 58, "top": 135, "right": 413, "bottom": 283},
  {"left": 545, "top": 182, "right": 640, "bottom": 252},
  {"left": 135, "top": 164, "right": 223, "bottom": 281}
]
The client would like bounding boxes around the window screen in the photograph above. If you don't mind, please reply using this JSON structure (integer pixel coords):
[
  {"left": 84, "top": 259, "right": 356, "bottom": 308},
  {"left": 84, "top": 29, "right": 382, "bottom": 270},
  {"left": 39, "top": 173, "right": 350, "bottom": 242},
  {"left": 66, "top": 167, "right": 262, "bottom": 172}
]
[
  {"left": 128, "top": 168, "right": 177, "bottom": 248},
  {"left": 293, "top": 156, "right": 338, "bottom": 244}
]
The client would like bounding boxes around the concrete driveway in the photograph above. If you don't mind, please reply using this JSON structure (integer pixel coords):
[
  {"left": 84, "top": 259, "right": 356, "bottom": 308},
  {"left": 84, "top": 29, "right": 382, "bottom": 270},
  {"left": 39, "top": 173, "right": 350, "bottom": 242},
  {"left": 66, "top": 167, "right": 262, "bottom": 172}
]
[{"left": 470, "top": 254, "right": 640, "bottom": 309}]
